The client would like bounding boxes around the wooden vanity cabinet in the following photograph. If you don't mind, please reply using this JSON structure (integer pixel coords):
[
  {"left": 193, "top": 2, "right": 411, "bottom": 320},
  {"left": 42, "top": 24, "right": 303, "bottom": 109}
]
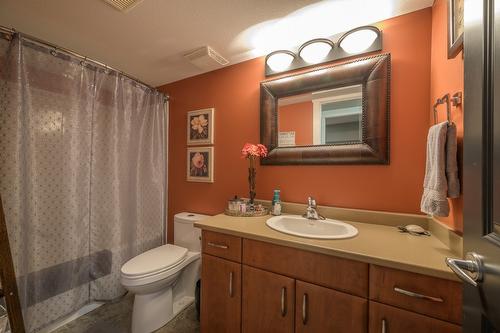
[
  {"left": 295, "top": 280, "right": 368, "bottom": 333},
  {"left": 241, "top": 266, "right": 367, "bottom": 333},
  {"left": 243, "top": 239, "right": 368, "bottom": 297},
  {"left": 200, "top": 230, "right": 462, "bottom": 333},
  {"left": 201, "top": 254, "right": 241, "bottom": 333},
  {"left": 242, "top": 265, "right": 295, "bottom": 333},
  {"left": 241, "top": 239, "right": 368, "bottom": 333}
]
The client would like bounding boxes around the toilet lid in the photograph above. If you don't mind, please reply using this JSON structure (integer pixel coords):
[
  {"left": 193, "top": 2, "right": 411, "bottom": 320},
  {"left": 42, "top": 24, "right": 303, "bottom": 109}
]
[{"left": 121, "top": 244, "right": 188, "bottom": 277}]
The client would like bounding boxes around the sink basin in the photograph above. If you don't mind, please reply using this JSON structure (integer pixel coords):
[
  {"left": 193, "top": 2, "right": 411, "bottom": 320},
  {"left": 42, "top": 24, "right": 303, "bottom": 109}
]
[{"left": 266, "top": 215, "right": 358, "bottom": 239}]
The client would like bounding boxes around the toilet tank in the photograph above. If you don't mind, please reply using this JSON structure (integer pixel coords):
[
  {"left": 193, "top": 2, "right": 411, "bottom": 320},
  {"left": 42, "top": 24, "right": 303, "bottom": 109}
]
[{"left": 174, "top": 212, "right": 209, "bottom": 252}]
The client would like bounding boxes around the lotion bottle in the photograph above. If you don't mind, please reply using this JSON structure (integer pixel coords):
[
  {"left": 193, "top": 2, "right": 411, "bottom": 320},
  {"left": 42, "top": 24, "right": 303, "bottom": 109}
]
[{"left": 271, "top": 189, "right": 282, "bottom": 216}]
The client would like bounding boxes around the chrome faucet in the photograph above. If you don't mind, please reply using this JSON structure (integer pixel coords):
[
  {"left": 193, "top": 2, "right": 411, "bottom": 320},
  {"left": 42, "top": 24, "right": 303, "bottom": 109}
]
[{"left": 303, "top": 197, "right": 325, "bottom": 220}]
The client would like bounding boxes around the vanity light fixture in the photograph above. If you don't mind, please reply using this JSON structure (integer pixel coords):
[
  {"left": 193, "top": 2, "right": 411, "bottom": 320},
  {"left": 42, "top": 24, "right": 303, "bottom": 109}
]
[
  {"left": 298, "top": 39, "right": 334, "bottom": 64},
  {"left": 338, "top": 26, "right": 380, "bottom": 54},
  {"left": 264, "top": 25, "right": 382, "bottom": 76},
  {"left": 265, "top": 50, "right": 295, "bottom": 72}
]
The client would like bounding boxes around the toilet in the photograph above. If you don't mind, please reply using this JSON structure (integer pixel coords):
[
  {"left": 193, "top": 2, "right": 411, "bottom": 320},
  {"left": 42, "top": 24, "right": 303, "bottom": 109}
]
[{"left": 121, "top": 212, "right": 207, "bottom": 333}]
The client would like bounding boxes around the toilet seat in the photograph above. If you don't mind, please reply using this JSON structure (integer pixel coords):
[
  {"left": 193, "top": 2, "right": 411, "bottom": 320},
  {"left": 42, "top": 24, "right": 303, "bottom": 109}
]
[
  {"left": 121, "top": 251, "right": 200, "bottom": 288},
  {"left": 121, "top": 244, "right": 188, "bottom": 279}
]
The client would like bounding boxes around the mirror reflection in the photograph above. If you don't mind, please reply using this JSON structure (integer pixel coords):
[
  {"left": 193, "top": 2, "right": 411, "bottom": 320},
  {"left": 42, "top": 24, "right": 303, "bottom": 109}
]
[{"left": 277, "top": 85, "right": 362, "bottom": 147}]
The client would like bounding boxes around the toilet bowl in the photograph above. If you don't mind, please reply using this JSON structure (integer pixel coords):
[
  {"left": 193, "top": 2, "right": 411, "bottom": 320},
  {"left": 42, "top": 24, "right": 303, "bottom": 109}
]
[{"left": 120, "top": 212, "right": 207, "bottom": 333}]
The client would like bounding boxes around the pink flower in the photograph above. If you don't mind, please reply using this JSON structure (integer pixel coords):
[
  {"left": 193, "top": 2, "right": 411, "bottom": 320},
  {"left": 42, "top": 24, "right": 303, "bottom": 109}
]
[
  {"left": 241, "top": 143, "right": 268, "bottom": 158},
  {"left": 192, "top": 152, "right": 205, "bottom": 168},
  {"left": 257, "top": 144, "right": 268, "bottom": 157},
  {"left": 191, "top": 115, "right": 208, "bottom": 134}
]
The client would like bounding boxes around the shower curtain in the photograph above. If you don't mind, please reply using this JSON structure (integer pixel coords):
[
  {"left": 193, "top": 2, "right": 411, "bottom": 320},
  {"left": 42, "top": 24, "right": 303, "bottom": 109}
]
[{"left": 0, "top": 34, "right": 167, "bottom": 332}]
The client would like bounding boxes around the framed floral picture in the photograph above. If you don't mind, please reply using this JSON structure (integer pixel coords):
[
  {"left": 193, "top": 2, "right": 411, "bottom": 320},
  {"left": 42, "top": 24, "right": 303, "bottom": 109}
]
[
  {"left": 187, "top": 147, "right": 214, "bottom": 183},
  {"left": 187, "top": 108, "right": 214, "bottom": 145},
  {"left": 447, "top": 0, "right": 464, "bottom": 59}
]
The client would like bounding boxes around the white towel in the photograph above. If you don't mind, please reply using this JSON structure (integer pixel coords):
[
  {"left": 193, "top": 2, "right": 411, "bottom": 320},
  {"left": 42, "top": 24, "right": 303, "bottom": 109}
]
[{"left": 420, "top": 122, "right": 460, "bottom": 217}]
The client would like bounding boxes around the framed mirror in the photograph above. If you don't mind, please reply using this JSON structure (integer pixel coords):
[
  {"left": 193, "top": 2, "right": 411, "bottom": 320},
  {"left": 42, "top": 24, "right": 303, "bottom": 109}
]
[{"left": 260, "top": 53, "right": 390, "bottom": 165}]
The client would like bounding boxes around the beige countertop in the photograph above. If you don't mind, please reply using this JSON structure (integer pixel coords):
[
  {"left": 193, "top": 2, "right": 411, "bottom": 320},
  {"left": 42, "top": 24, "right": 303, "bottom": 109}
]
[{"left": 195, "top": 213, "right": 461, "bottom": 281}]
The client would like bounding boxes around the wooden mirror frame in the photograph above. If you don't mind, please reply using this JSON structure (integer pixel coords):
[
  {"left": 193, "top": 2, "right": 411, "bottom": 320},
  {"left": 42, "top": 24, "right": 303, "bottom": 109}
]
[{"left": 260, "top": 53, "right": 390, "bottom": 165}]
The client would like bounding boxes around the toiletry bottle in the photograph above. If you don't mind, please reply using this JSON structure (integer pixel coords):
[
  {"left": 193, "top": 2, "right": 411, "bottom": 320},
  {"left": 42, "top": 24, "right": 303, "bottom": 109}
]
[
  {"left": 240, "top": 202, "right": 247, "bottom": 213},
  {"left": 273, "top": 200, "right": 282, "bottom": 216},
  {"left": 229, "top": 195, "right": 239, "bottom": 212},
  {"left": 272, "top": 189, "right": 280, "bottom": 206},
  {"left": 271, "top": 189, "right": 282, "bottom": 216}
]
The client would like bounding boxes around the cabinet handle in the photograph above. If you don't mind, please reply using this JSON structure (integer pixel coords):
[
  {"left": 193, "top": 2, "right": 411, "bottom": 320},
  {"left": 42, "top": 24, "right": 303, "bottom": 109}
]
[
  {"left": 394, "top": 286, "right": 444, "bottom": 303},
  {"left": 381, "top": 319, "right": 387, "bottom": 333},
  {"left": 207, "top": 242, "right": 228, "bottom": 249},
  {"left": 280, "top": 287, "right": 287, "bottom": 316},
  {"left": 229, "top": 272, "right": 233, "bottom": 297},
  {"left": 302, "top": 293, "right": 308, "bottom": 325}
]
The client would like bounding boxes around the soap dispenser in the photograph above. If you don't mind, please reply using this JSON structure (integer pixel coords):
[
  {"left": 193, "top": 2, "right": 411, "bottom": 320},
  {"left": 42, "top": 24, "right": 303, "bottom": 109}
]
[{"left": 271, "top": 189, "right": 282, "bottom": 216}]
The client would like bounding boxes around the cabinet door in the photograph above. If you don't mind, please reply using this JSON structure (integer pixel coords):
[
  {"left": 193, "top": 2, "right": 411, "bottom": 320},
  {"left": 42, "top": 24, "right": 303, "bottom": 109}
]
[
  {"left": 295, "top": 280, "right": 367, "bottom": 333},
  {"left": 242, "top": 265, "right": 295, "bottom": 333},
  {"left": 368, "top": 301, "right": 461, "bottom": 333},
  {"left": 201, "top": 254, "right": 241, "bottom": 333}
]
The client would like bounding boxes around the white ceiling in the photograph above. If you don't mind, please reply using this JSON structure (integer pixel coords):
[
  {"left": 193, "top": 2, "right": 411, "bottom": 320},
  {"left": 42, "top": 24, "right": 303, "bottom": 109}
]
[{"left": 0, "top": 0, "right": 433, "bottom": 87}]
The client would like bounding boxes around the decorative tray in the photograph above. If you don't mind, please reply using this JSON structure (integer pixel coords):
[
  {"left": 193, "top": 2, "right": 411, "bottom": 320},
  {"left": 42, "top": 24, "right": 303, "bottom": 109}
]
[{"left": 224, "top": 207, "right": 269, "bottom": 217}]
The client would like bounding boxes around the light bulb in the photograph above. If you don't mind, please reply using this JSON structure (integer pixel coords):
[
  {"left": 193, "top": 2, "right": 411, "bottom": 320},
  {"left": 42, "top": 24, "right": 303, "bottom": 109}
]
[
  {"left": 340, "top": 29, "right": 378, "bottom": 54},
  {"left": 266, "top": 52, "right": 294, "bottom": 72},
  {"left": 299, "top": 40, "right": 333, "bottom": 64}
]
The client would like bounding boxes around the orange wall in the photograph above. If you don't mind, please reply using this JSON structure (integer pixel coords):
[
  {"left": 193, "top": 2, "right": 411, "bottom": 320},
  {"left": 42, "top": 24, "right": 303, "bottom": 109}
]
[
  {"left": 160, "top": 8, "right": 433, "bottom": 242},
  {"left": 430, "top": 0, "right": 464, "bottom": 232},
  {"left": 279, "top": 101, "right": 313, "bottom": 146}
]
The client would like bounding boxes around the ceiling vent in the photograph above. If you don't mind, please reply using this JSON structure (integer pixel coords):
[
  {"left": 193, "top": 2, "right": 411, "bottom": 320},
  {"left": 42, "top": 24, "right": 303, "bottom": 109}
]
[
  {"left": 184, "top": 46, "right": 229, "bottom": 71},
  {"left": 103, "top": 0, "right": 144, "bottom": 12}
]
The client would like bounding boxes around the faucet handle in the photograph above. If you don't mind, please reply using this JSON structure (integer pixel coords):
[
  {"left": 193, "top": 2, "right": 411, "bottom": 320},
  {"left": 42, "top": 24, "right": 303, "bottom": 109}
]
[{"left": 307, "top": 197, "right": 316, "bottom": 207}]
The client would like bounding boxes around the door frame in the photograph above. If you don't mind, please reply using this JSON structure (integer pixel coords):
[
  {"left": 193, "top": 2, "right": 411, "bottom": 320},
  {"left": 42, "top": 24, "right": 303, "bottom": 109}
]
[{"left": 463, "top": 0, "right": 500, "bottom": 331}]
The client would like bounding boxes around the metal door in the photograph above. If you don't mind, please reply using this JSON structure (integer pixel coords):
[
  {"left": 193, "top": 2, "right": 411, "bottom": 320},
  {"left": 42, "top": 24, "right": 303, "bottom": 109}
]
[{"left": 447, "top": 0, "right": 500, "bottom": 331}]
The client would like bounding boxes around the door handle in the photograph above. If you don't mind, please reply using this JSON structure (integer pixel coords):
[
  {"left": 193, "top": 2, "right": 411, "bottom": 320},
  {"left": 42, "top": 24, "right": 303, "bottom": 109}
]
[
  {"left": 229, "top": 272, "right": 233, "bottom": 297},
  {"left": 280, "top": 287, "right": 287, "bottom": 316},
  {"left": 302, "top": 293, "right": 308, "bottom": 325},
  {"left": 207, "top": 242, "right": 228, "bottom": 249},
  {"left": 393, "top": 287, "right": 444, "bottom": 302},
  {"left": 446, "top": 252, "right": 483, "bottom": 287},
  {"left": 381, "top": 318, "right": 387, "bottom": 333}
]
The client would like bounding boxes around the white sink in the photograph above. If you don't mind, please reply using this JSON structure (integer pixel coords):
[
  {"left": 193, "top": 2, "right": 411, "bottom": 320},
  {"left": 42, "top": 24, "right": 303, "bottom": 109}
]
[{"left": 266, "top": 215, "right": 358, "bottom": 239}]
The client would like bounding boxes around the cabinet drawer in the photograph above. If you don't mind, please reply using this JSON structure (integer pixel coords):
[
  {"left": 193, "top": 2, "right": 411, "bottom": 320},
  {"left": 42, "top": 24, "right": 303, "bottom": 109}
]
[
  {"left": 243, "top": 239, "right": 368, "bottom": 297},
  {"left": 369, "top": 265, "right": 462, "bottom": 324},
  {"left": 296, "top": 280, "right": 368, "bottom": 333},
  {"left": 202, "top": 230, "right": 241, "bottom": 262},
  {"left": 369, "top": 301, "right": 461, "bottom": 333}
]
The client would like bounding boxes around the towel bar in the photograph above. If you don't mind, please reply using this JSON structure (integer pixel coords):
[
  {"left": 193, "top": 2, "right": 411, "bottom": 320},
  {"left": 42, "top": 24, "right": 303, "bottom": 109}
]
[{"left": 433, "top": 92, "right": 462, "bottom": 124}]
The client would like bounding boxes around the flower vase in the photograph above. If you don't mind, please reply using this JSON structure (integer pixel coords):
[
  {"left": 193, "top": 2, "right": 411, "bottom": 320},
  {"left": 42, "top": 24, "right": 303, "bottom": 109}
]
[{"left": 248, "top": 156, "right": 256, "bottom": 205}]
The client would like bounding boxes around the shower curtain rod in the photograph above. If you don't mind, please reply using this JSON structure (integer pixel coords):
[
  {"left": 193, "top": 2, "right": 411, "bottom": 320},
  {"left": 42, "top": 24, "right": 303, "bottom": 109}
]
[{"left": 0, "top": 25, "right": 169, "bottom": 101}]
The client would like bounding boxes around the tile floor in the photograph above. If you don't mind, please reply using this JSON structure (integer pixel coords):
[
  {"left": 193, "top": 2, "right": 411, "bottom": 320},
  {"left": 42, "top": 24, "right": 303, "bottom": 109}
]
[{"left": 52, "top": 294, "right": 199, "bottom": 333}]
